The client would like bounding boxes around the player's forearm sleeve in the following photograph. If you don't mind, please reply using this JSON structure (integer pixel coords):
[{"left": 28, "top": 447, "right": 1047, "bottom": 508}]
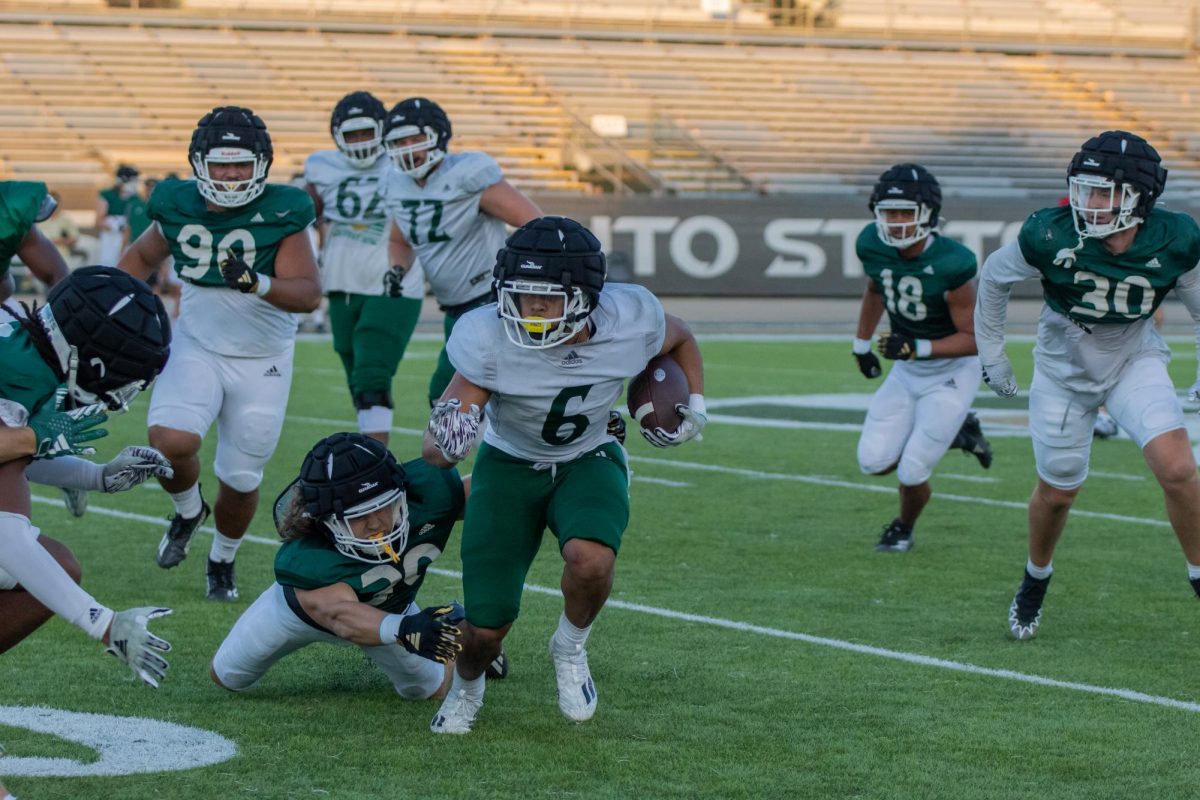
[
  {"left": 24, "top": 456, "right": 105, "bottom": 491},
  {"left": 0, "top": 511, "right": 113, "bottom": 639},
  {"left": 975, "top": 241, "right": 1038, "bottom": 365}
]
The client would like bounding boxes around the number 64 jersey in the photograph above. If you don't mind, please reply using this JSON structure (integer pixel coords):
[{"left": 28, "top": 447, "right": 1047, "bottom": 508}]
[
  {"left": 979, "top": 205, "right": 1200, "bottom": 394},
  {"left": 446, "top": 283, "right": 667, "bottom": 463},
  {"left": 148, "top": 178, "right": 316, "bottom": 357}
]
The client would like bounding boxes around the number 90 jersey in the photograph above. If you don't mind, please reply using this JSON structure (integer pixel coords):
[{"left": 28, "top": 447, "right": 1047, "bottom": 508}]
[
  {"left": 1017, "top": 205, "right": 1200, "bottom": 325},
  {"left": 149, "top": 178, "right": 316, "bottom": 357},
  {"left": 273, "top": 459, "right": 465, "bottom": 614},
  {"left": 447, "top": 283, "right": 667, "bottom": 464},
  {"left": 303, "top": 149, "right": 390, "bottom": 296},
  {"left": 856, "top": 223, "right": 977, "bottom": 341}
]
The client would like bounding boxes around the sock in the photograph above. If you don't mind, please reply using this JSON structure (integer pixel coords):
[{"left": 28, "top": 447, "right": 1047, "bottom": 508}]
[
  {"left": 451, "top": 668, "right": 485, "bottom": 700},
  {"left": 1188, "top": 562, "right": 1200, "bottom": 581},
  {"left": 357, "top": 405, "right": 393, "bottom": 435},
  {"left": 1026, "top": 559, "right": 1053, "bottom": 580},
  {"left": 169, "top": 485, "right": 203, "bottom": 519},
  {"left": 552, "top": 612, "right": 591, "bottom": 652},
  {"left": 209, "top": 531, "right": 242, "bottom": 564}
]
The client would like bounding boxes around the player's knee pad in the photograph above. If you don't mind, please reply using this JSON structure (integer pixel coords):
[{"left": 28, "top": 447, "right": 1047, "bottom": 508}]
[
  {"left": 897, "top": 457, "right": 933, "bottom": 487},
  {"left": 857, "top": 441, "right": 895, "bottom": 476},
  {"left": 353, "top": 389, "right": 393, "bottom": 410},
  {"left": 1038, "top": 450, "right": 1088, "bottom": 490}
]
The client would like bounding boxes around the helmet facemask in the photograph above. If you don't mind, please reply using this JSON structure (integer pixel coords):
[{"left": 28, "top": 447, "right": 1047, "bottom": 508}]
[
  {"left": 1068, "top": 173, "right": 1142, "bottom": 239},
  {"left": 324, "top": 488, "right": 409, "bottom": 564},
  {"left": 192, "top": 147, "right": 269, "bottom": 208},
  {"left": 497, "top": 280, "right": 592, "bottom": 349},
  {"left": 334, "top": 117, "right": 384, "bottom": 168},
  {"left": 385, "top": 126, "right": 445, "bottom": 180},
  {"left": 873, "top": 199, "right": 934, "bottom": 249}
]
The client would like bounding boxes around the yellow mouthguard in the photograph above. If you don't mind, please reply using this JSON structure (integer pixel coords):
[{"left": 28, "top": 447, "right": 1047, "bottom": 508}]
[{"left": 520, "top": 315, "right": 552, "bottom": 334}]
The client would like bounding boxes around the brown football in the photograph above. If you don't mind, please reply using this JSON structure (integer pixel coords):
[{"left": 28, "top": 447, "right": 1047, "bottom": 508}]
[{"left": 627, "top": 354, "right": 689, "bottom": 435}]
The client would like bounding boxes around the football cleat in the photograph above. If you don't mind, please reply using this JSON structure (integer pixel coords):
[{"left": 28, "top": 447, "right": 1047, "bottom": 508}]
[
  {"left": 874, "top": 518, "right": 914, "bottom": 553},
  {"left": 951, "top": 412, "right": 993, "bottom": 469},
  {"left": 156, "top": 498, "right": 210, "bottom": 569},
  {"left": 549, "top": 633, "right": 597, "bottom": 722},
  {"left": 1008, "top": 569, "right": 1052, "bottom": 640},
  {"left": 485, "top": 647, "right": 509, "bottom": 680},
  {"left": 1093, "top": 410, "right": 1119, "bottom": 440},
  {"left": 62, "top": 488, "right": 88, "bottom": 518},
  {"left": 430, "top": 686, "right": 482, "bottom": 735},
  {"left": 1190, "top": 576, "right": 1200, "bottom": 600},
  {"left": 205, "top": 558, "right": 239, "bottom": 602}
]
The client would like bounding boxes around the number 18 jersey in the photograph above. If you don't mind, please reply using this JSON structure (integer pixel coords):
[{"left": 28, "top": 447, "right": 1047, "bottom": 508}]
[{"left": 447, "top": 283, "right": 667, "bottom": 463}]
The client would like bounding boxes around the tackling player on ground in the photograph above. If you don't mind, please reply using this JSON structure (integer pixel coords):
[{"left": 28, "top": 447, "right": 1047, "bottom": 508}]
[
  {"left": 976, "top": 130, "right": 1200, "bottom": 639},
  {"left": 305, "top": 92, "right": 423, "bottom": 444},
  {"left": 119, "top": 106, "right": 321, "bottom": 601},
  {"left": 381, "top": 97, "right": 542, "bottom": 406},
  {"left": 853, "top": 164, "right": 992, "bottom": 552},
  {"left": 424, "top": 216, "right": 706, "bottom": 734}
]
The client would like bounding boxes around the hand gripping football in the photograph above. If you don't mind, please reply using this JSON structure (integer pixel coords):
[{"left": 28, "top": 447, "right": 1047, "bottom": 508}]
[{"left": 627, "top": 354, "right": 689, "bottom": 436}]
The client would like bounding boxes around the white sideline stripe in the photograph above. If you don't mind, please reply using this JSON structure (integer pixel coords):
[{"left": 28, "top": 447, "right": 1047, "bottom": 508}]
[
  {"left": 29, "top": 494, "right": 1200, "bottom": 716},
  {"left": 282, "top": 414, "right": 1172, "bottom": 529},
  {"left": 936, "top": 473, "right": 999, "bottom": 484},
  {"left": 1090, "top": 471, "right": 1147, "bottom": 482},
  {"left": 632, "top": 475, "right": 691, "bottom": 488}
]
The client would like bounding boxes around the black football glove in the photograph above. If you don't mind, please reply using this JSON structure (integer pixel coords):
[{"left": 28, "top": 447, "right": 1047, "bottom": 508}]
[
  {"left": 383, "top": 265, "right": 406, "bottom": 298},
  {"left": 607, "top": 410, "right": 627, "bottom": 445},
  {"left": 853, "top": 351, "right": 882, "bottom": 379},
  {"left": 877, "top": 331, "right": 917, "bottom": 360},
  {"left": 397, "top": 601, "right": 465, "bottom": 664},
  {"left": 219, "top": 256, "right": 259, "bottom": 294}
]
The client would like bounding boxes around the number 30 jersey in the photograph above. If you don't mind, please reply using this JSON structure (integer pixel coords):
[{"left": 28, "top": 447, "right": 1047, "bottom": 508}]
[
  {"left": 447, "top": 283, "right": 667, "bottom": 463},
  {"left": 304, "top": 149, "right": 391, "bottom": 296},
  {"left": 148, "top": 178, "right": 316, "bottom": 357},
  {"left": 382, "top": 151, "right": 505, "bottom": 307},
  {"left": 856, "top": 224, "right": 977, "bottom": 342}
]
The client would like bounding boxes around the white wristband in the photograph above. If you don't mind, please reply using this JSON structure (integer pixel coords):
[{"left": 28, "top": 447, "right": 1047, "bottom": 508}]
[
  {"left": 686, "top": 393, "right": 706, "bottom": 416},
  {"left": 254, "top": 273, "right": 272, "bottom": 297},
  {"left": 852, "top": 337, "right": 873, "bottom": 355},
  {"left": 916, "top": 339, "right": 933, "bottom": 359},
  {"left": 378, "top": 613, "right": 403, "bottom": 644}
]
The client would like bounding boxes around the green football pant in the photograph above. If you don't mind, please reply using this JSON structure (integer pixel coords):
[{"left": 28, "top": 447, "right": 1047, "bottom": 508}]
[
  {"left": 461, "top": 441, "right": 630, "bottom": 629},
  {"left": 328, "top": 292, "right": 421, "bottom": 405}
]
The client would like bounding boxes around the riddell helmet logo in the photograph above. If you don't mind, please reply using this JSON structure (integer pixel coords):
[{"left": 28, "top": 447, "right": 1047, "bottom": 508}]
[
  {"left": 1083, "top": 158, "right": 1101, "bottom": 167},
  {"left": 520, "top": 260, "right": 543, "bottom": 271}
]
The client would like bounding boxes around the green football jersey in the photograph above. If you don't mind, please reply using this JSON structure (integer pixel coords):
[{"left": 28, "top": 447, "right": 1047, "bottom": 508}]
[
  {"left": 274, "top": 459, "right": 465, "bottom": 614},
  {"left": 856, "top": 224, "right": 977, "bottom": 340},
  {"left": 1017, "top": 206, "right": 1200, "bottom": 325},
  {"left": 149, "top": 179, "right": 315, "bottom": 287},
  {"left": 0, "top": 318, "right": 60, "bottom": 424},
  {"left": 0, "top": 181, "right": 49, "bottom": 279},
  {"left": 125, "top": 193, "right": 152, "bottom": 241}
]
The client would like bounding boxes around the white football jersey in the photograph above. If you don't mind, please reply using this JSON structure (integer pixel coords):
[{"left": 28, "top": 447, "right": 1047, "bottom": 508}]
[
  {"left": 305, "top": 149, "right": 392, "bottom": 296},
  {"left": 382, "top": 152, "right": 505, "bottom": 307},
  {"left": 447, "top": 282, "right": 667, "bottom": 463},
  {"left": 178, "top": 283, "right": 298, "bottom": 358}
]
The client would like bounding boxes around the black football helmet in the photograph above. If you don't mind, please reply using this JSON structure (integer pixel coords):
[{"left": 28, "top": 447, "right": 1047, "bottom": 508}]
[
  {"left": 383, "top": 97, "right": 451, "bottom": 180},
  {"left": 188, "top": 106, "right": 274, "bottom": 208},
  {"left": 277, "top": 432, "right": 410, "bottom": 564},
  {"left": 330, "top": 91, "right": 387, "bottom": 168},
  {"left": 493, "top": 216, "right": 606, "bottom": 349},
  {"left": 869, "top": 163, "right": 941, "bottom": 248},
  {"left": 28, "top": 266, "right": 171, "bottom": 411},
  {"left": 1067, "top": 130, "right": 1167, "bottom": 239}
]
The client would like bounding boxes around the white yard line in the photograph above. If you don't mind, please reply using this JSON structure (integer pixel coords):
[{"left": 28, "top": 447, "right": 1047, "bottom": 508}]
[
  {"left": 631, "top": 475, "right": 691, "bottom": 488},
  {"left": 1089, "top": 471, "right": 1147, "bottom": 482},
  {"left": 29, "top": 494, "right": 1199, "bottom": 716},
  {"left": 936, "top": 473, "right": 1000, "bottom": 484}
]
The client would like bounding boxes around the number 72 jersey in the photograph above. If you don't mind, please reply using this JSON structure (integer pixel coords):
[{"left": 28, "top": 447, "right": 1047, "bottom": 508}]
[
  {"left": 1017, "top": 205, "right": 1200, "bottom": 324},
  {"left": 856, "top": 223, "right": 977, "bottom": 340}
]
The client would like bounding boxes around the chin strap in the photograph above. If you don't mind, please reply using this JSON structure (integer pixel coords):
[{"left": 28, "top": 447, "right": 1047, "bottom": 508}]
[{"left": 65, "top": 345, "right": 80, "bottom": 410}]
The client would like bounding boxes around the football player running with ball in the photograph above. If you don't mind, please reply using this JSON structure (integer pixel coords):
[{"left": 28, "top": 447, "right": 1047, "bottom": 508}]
[
  {"left": 381, "top": 97, "right": 543, "bottom": 406},
  {"left": 0, "top": 266, "right": 174, "bottom": 689},
  {"left": 119, "top": 107, "right": 321, "bottom": 601},
  {"left": 305, "top": 92, "right": 423, "bottom": 445},
  {"left": 424, "top": 217, "right": 706, "bottom": 734},
  {"left": 976, "top": 130, "right": 1200, "bottom": 640},
  {"left": 853, "top": 164, "right": 992, "bottom": 553},
  {"left": 211, "top": 432, "right": 492, "bottom": 698}
]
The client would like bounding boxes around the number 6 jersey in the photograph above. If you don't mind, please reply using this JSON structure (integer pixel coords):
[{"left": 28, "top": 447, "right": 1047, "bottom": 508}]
[
  {"left": 148, "top": 178, "right": 316, "bottom": 357},
  {"left": 446, "top": 283, "right": 667, "bottom": 463}
]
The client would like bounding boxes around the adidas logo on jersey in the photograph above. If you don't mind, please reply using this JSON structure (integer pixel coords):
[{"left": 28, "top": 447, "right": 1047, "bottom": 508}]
[
  {"left": 922, "top": 265, "right": 934, "bottom": 275},
  {"left": 416, "top": 523, "right": 435, "bottom": 537},
  {"left": 251, "top": 212, "right": 265, "bottom": 223},
  {"left": 263, "top": 365, "right": 282, "bottom": 377},
  {"left": 560, "top": 350, "right": 584, "bottom": 368},
  {"left": 1145, "top": 257, "right": 1162, "bottom": 269}
]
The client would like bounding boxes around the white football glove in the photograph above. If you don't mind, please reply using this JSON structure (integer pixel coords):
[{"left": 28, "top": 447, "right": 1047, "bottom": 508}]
[
  {"left": 105, "top": 606, "right": 172, "bottom": 688},
  {"left": 428, "top": 399, "right": 482, "bottom": 463},
  {"left": 102, "top": 446, "right": 174, "bottom": 493},
  {"left": 641, "top": 394, "right": 707, "bottom": 448},
  {"left": 982, "top": 356, "right": 1019, "bottom": 399}
]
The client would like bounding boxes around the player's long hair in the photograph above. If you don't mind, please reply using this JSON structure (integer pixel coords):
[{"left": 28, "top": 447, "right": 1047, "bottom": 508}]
[
  {"left": 0, "top": 300, "right": 67, "bottom": 382},
  {"left": 277, "top": 491, "right": 324, "bottom": 543}
]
